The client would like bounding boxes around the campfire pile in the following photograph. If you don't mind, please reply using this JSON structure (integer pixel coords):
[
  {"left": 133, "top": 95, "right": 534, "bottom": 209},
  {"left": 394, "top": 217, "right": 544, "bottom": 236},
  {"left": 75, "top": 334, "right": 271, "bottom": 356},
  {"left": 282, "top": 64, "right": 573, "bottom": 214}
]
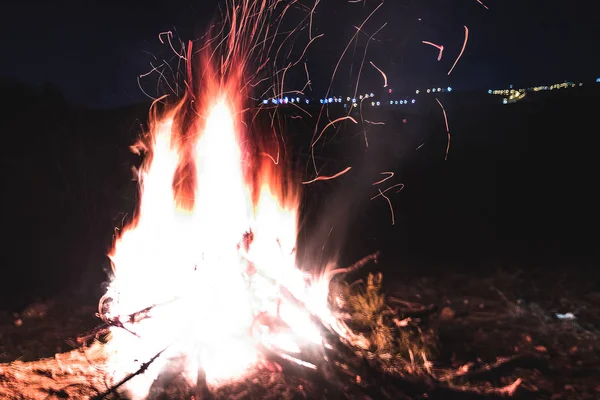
[{"left": 0, "top": 255, "right": 543, "bottom": 399}]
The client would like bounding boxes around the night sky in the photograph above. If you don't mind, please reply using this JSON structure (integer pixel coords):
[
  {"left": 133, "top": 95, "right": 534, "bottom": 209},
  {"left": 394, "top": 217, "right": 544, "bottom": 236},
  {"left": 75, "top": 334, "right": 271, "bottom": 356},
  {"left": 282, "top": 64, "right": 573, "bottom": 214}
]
[{"left": 2, "top": 0, "right": 599, "bottom": 108}]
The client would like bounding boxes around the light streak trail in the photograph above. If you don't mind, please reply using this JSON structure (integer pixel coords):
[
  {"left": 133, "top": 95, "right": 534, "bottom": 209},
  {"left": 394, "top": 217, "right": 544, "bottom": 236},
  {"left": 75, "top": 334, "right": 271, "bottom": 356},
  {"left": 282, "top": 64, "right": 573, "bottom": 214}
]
[
  {"left": 370, "top": 183, "right": 404, "bottom": 200},
  {"left": 448, "top": 26, "right": 469, "bottom": 75},
  {"left": 311, "top": 116, "right": 358, "bottom": 147},
  {"left": 304, "top": 62, "right": 312, "bottom": 91},
  {"left": 435, "top": 98, "right": 451, "bottom": 160},
  {"left": 369, "top": 61, "right": 388, "bottom": 87},
  {"left": 302, "top": 166, "right": 352, "bottom": 184},
  {"left": 259, "top": 151, "right": 280, "bottom": 165},
  {"left": 476, "top": 0, "right": 489, "bottom": 10},
  {"left": 309, "top": 0, "right": 321, "bottom": 40},
  {"left": 292, "top": 34, "right": 324, "bottom": 67},
  {"left": 372, "top": 172, "right": 394, "bottom": 185},
  {"left": 353, "top": 22, "right": 387, "bottom": 99},
  {"left": 310, "top": 1, "right": 384, "bottom": 174},
  {"left": 422, "top": 41, "right": 444, "bottom": 61},
  {"left": 158, "top": 31, "right": 187, "bottom": 60},
  {"left": 377, "top": 189, "right": 395, "bottom": 225}
]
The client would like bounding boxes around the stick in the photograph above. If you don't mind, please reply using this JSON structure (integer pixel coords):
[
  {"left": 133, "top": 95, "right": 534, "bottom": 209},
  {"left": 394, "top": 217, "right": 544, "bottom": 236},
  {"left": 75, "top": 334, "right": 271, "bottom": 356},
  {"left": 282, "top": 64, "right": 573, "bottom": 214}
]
[
  {"left": 326, "top": 251, "right": 381, "bottom": 281},
  {"left": 77, "top": 298, "right": 180, "bottom": 345},
  {"left": 92, "top": 345, "right": 170, "bottom": 400}
]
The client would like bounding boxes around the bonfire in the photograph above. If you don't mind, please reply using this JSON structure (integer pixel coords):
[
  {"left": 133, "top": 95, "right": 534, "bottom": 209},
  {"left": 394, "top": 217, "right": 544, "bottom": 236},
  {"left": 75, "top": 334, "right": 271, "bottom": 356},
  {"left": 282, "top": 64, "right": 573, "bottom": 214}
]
[{"left": 0, "top": 1, "right": 540, "bottom": 399}]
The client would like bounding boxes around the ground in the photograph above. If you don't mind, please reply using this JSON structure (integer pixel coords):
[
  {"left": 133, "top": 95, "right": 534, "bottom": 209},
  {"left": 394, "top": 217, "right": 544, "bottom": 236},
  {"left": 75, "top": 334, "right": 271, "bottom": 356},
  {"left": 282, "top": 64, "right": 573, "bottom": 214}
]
[{"left": 1, "top": 262, "right": 599, "bottom": 399}]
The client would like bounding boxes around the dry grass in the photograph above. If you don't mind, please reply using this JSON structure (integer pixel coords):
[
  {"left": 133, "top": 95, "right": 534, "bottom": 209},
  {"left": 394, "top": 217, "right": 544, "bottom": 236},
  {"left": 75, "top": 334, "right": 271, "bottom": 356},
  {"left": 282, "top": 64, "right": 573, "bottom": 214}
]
[{"left": 330, "top": 273, "right": 436, "bottom": 374}]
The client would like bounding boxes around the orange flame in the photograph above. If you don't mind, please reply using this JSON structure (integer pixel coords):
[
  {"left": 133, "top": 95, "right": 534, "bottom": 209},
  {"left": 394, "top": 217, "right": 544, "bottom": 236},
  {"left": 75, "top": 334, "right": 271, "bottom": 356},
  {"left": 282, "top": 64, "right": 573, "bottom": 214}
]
[{"left": 101, "top": 2, "right": 341, "bottom": 397}]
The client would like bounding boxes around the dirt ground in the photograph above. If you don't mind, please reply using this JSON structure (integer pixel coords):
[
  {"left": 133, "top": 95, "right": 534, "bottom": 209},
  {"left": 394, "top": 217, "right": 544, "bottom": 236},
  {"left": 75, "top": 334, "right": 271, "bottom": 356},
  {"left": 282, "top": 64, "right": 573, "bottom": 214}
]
[{"left": 1, "top": 263, "right": 599, "bottom": 399}]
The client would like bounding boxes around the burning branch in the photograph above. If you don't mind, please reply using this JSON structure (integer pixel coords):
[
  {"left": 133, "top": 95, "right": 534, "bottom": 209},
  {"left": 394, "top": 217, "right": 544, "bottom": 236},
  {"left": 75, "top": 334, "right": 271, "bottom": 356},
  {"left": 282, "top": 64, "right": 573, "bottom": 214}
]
[
  {"left": 92, "top": 345, "right": 171, "bottom": 400},
  {"left": 325, "top": 251, "right": 381, "bottom": 281}
]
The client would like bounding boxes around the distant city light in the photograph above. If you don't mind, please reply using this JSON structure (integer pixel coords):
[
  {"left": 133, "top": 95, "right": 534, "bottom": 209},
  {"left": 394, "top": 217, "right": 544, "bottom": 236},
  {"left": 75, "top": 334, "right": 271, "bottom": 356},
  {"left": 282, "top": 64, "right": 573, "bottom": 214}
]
[
  {"left": 352, "top": 103, "right": 358, "bottom": 108},
  {"left": 437, "top": 87, "right": 441, "bottom": 92},
  {"left": 488, "top": 89, "right": 492, "bottom": 94},
  {"left": 352, "top": 98, "right": 357, "bottom": 103},
  {"left": 272, "top": 99, "right": 277, "bottom": 104},
  {"left": 262, "top": 99, "right": 268, "bottom": 104},
  {"left": 416, "top": 90, "right": 420, "bottom": 94},
  {"left": 371, "top": 101, "right": 375, "bottom": 106},
  {"left": 395, "top": 101, "right": 399, "bottom": 105},
  {"left": 359, "top": 95, "right": 363, "bottom": 99},
  {"left": 376, "top": 101, "right": 380, "bottom": 106},
  {"left": 427, "top": 89, "right": 431, "bottom": 93},
  {"left": 290, "top": 98, "right": 295, "bottom": 103},
  {"left": 388, "top": 88, "right": 392, "bottom": 93},
  {"left": 447, "top": 87, "right": 452, "bottom": 92},
  {"left": 284, "top": 97, "right": 289, "bottom": 103},
  {"left": 306, "top": 99, "right": 310, "bottom": 104},
  {"left": 320, "top": 99, "right": 323, "bottom": 104},
  {"left": 503, "top": 98, "right": 508, "bottom": 104},
  {"left": 597, "top": 77, "right": 600, "bottom": 83},
  {"left": 432, "top": 88, "right": 436, "bottom": 93},
  {"left": 390, "top": 100, "right": 394, "bottom": 105},
  {"left": 347, "top": 97, "right": 351, "bottom": 101},
  {"left": 328, "top": 98, "right": 333, "bottom": 103},
  {"left": 411, "top": 99, "right": 416, "bottom": 104},
  {"left": 370, "top": 93, "right": 374, "bottom": 97}
]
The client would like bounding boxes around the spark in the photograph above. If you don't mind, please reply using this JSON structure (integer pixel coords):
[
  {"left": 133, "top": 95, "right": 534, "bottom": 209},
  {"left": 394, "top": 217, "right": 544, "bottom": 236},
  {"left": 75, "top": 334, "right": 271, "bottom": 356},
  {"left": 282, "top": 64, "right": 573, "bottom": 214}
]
[
  {"left": 292, "top": 34, "right": 324, "bottom": 67},
  {"left": 365, "top": 120, "right": 385, "bottom": 125},
  {"left": 259, "top": 151, "right": 280, "bottom": 165},
  {"left": 448, "top": 26, "right": 469, "bottom": 75},
  {"left": 309, "top": 0, "right": 321, "bottom": 40},
  {"left": 435, "top": 98, "right": 451, "bottom": 160},
  {"left": 369, "top": 61, "right": 388, "bottom": 87},
  {"left": 476, "top": 0, "right": 489, "bottom": 10},
  {"left": 290, "top": 115, "right": 303, "bottom": 119},
  {"left": 372, "top": 172, "right": 394, "bottom": 185},
  {"left": 312, "top": 116, "right": 358, "bottom": 147},
  {"left": 370, "top": 183, "right": 404, "bottom": 200},
  {"left": 416, "top": 142, "right": 425, "bottom": 150},
  {"left": 137, "top": 75, "right": 160, "bottom": 101},
  {"left": 289, "top": 102, "right": 313, "bottom": 118},
  {"left": 279, "top": 62, "right": 292, "bottom": 99},
  {"left": 311, "top": 0, "right": 384, "bottom": 173},
  {"left": 302, "top": 63, "right": 313, "bottom": 92},
  {"left": 421, "top": 41, "right": 444, "bottom": 61},
  {"left": 377, "top": 189, "right": 395, "bottom": 225},
  {"left": 302, "top": 166, "right": 352, "bottom": 184},
  {"left": 158, "top": 31, "right": 187, "bottom": 60},
  {"left": 353, "top": 22, "right": 387, "bottom": 99},
  {"left": 139, "top": 62, "right": 166, "bottom": 78},
  {"left": 249, "top": 76, "right": 271, "bottom": 87}
]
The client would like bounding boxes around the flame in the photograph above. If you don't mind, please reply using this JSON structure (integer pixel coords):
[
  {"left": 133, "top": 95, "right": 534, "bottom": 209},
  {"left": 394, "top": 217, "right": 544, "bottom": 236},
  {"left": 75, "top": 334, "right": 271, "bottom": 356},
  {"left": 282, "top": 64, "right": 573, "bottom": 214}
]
[{"left": 101, "top": 5, "right": 339, "bottom": 396}]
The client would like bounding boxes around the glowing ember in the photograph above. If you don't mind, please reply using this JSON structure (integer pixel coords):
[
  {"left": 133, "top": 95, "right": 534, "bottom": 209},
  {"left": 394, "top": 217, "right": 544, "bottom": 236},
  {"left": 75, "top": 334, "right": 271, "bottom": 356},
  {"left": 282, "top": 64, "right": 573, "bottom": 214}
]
[{"left": 99, "top": 2, "right": 343, "bottom": 398}]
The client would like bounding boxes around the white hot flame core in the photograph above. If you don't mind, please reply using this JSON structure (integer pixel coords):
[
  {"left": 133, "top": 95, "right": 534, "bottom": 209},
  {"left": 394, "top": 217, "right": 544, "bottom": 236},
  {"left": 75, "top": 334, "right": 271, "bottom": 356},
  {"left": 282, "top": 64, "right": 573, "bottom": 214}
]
[{"left": 102, "top": 100, "right": 339, "bottom": 398}]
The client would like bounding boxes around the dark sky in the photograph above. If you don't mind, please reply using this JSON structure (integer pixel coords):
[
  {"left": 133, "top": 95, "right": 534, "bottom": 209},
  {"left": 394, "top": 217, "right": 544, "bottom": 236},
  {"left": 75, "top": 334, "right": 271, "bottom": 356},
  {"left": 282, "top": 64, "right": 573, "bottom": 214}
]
[{"left": 1, "top": 0, "right": 598, "bottom": 108}]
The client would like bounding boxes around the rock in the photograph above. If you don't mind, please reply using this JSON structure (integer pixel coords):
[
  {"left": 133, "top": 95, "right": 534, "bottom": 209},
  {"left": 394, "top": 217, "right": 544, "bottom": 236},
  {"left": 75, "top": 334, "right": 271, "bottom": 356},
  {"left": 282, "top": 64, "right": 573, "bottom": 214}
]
[{"left": 440, "top": 306, "right": 456, "bottom": 321}]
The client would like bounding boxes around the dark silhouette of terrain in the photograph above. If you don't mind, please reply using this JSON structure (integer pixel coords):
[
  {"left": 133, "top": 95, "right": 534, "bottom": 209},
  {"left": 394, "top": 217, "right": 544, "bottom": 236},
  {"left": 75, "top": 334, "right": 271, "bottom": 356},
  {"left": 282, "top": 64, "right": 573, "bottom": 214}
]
[{"left": 1, "top": 78, "right": 598, "bottom": 312}]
